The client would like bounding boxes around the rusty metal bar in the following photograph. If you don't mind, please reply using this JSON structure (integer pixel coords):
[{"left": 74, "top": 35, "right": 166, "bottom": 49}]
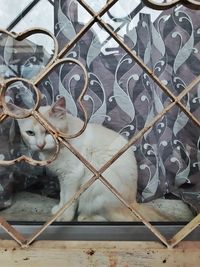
[
  {"left": 29, "top": 0, "right": 200, "bottom": 248},
  {"left": 0, "top": 58, "right": 88, "bottom": 166},
  {"left": 77, "top": 1, "right": 200, "bottom": 129},
  {"left": 33, "top": 58, "right": 89, "bottom": 139},
  {"left": 0, "top": 114, "right": 7, "bottom": 123},
  {"left": 169, "top": 214, "right": 200, "bottom": 248},
  {"left": 142, "top": 0, "right": 180, "bottom": 10},
  {"left": 0, "top": 217, "right": 26, "bottom": 246},
  {"left": 0, "top": 28, "right": 59, "bottom": 85},
  {"left": 57, "top": 0, "right": 119, "bottom": 59},
  {"left": 98, "top": 175, "right": 170, "bottom": 247},
  {"left": 26, "top": 115, "right": 176, "bottom": 247},
  {"left": 1, "top": 77, "right": 41, "bottom": 119},
  {"left": 0, "top": 0, "right": 199, "bottom": 249},
  {"left": 26, "top": 175, "right": 98, "bottom": 246},
  {"left": 143, "top": 0, "right": 200, "bottom": 10},
  {"left": 76, "top": 1, "right": 200, "bottom": 247}
]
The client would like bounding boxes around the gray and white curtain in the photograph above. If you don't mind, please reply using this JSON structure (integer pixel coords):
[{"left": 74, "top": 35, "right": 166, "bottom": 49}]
[{"left": 0, "top": 1, "right": 200, "bottom": 213}]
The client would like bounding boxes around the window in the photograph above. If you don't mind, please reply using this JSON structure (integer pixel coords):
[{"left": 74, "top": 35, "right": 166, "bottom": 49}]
[{"left": 0, "top": 0, "right": 199, "bottom": 249}]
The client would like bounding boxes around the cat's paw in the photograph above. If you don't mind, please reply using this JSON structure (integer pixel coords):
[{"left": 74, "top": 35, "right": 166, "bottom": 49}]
[
  {"left": 58, "top": 211, "right": 75, "bottom": 221},
  {"left": 52, "top": 205, "right": 75, "bottom": 221}
]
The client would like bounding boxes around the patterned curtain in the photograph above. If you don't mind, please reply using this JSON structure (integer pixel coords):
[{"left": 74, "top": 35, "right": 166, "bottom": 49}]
[
  {"left": 52, "top": 1, "right": 200, "bottom": 212},
  {"left": 0, "top": 1, "right": 199, "bottom": 214}
]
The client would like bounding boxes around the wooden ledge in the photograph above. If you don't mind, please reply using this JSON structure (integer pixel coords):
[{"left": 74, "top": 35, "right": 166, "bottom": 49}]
[{"left": 0, "top": 240, "right": 199, "bottom": 267}]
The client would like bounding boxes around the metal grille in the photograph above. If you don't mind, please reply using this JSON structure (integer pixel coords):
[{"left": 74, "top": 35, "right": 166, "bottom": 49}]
[{"left": 0, "top": 0, "right": 199, "bottom": 249}]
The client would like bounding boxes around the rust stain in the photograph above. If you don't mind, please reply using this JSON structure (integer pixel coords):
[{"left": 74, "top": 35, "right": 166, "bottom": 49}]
[{"left": 86, "top": 248, "right": 95, "bottom": 256}]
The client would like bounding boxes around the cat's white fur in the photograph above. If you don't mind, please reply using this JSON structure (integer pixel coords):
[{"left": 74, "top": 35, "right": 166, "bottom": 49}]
[{"left": 13, "top": 97, "right": 168, "bottom": 221}]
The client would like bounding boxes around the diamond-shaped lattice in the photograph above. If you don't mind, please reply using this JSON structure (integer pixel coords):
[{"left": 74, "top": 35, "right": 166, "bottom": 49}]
[
  {"left": 0, "top": 0, "right": 199, "bottom": 248},
  {"left": 0, "top": 28, "right": 88, "bottom": 246}
]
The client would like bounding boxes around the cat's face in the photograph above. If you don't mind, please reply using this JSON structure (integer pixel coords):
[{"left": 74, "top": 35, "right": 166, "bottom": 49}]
[
  {"left": 12, "top": 97, "right": 68, "bottom": 152},
  {"left": 17, "top": 113, "right": 56, "bottom": 152}
]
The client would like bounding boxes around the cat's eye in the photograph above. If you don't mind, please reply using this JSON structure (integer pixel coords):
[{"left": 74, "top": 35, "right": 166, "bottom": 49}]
[{"left": 26, "top": 130, "right": 35, "bottom": 136}]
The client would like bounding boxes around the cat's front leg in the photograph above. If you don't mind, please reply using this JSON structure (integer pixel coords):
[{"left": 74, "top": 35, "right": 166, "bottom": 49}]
[{"left": 52, "top": 178, "right": 78, "bottom": 221}]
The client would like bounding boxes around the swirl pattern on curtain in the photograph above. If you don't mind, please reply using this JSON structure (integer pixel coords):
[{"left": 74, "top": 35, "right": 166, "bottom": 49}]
[{"left": 52, "top": 1, "right": 200, "bottom": 211}]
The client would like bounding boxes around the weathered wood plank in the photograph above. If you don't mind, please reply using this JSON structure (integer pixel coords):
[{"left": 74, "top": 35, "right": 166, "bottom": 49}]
[{"left": 0, "top": 240, "right": 199, "bottom": 267}]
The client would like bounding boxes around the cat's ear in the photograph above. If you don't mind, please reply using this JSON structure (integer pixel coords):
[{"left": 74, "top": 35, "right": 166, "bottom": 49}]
[{"left": 50, "top": 97, "right": 67, "bottom": 118}]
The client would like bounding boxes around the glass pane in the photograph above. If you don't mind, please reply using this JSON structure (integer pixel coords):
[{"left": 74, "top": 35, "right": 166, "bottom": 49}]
[
  {"left": 55, "top": 0, "right": 92, "bottom": 52},
  {"left": 0, "top": 32, "right": 55, "bottom": 80},
  {"left": 102, "top": 1, "right": 200, "bottom": 95},
  {"left": 0, "top": 0, "right": 198, "bottom": 230},
  {"left": 0, "top": 0, "right": 33, "bottom": 29},
  {"left": 180, "top": 81, "right": 200, "bottom": 123},
  {"left": 83, "top": 0, "right": 107, "bottom": 13},
  {"left": 11, "top": 0, "right": 54, "bottom": 34}
]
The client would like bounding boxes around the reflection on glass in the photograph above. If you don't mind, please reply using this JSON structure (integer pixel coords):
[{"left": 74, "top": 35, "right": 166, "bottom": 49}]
[
  {"left": 0, "top": 0, "right": 33, "bottom": 29},
  {"left": 81, "top": 0, "right": 107, "bottom": 13},
  {"left": 0, "top": 32, "right": 55, "bottom": 80},
  {"left": 102, "top": 1, "right": 200, "bottom": 95},
  {"left": 5, "top": 80, "right": 38, "bottom": 110},
  {"left": 0, "top": 0, "right": 198, "bottom": 226},
  {"left": 180, "top": 83, "right": 200, "bottom": 123},
  {"left": 55, "top": 0, "right": 92, "bottom": 51}
]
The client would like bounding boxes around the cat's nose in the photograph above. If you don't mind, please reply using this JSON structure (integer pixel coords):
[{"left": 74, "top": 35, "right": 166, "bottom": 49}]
[{"left": 37, "top": 143, "right": 45, "bottom": 150}]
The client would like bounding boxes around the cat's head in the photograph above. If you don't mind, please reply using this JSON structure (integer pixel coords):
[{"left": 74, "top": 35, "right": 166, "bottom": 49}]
[{"left": 8, "top": 97, "right": 68, "bottom": 152}]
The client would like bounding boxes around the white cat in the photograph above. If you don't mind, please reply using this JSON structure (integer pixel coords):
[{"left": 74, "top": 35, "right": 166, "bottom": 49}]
[{"left": 10, "top": 97, "right": 168, "bottom": 221}]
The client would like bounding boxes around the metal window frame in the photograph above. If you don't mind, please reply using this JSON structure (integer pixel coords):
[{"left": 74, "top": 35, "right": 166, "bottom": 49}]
[{"left": 0, "top": 0, "right": 199, "bottom": 254}]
